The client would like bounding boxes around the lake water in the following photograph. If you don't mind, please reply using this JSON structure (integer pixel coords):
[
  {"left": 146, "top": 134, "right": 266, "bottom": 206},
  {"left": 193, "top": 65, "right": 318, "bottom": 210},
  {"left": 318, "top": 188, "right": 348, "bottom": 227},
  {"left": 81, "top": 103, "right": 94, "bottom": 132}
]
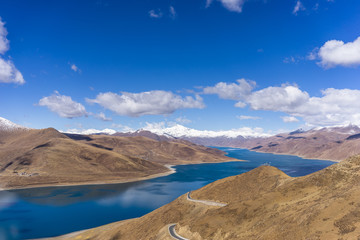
[{"left": 0, "top": 148, "right": 335, "bottom": 240}]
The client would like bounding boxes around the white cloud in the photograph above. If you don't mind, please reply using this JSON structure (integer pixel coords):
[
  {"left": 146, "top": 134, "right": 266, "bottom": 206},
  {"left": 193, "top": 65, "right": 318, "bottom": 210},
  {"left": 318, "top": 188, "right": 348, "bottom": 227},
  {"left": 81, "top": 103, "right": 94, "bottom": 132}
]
[
  {"left": 281, "top": 116, "right": 299, "bottom": 123},
  {"left": 208, "top": 79, "right": 360, "bottom": 127},
  {"left": 203, "top": 79, "right": 255, "bottom": 107},
  {"left": 149, "top": 9, "right": 163, "bottom": 18},
  {"left": 206, "top": 0, "right": 213, "bottom": 8},
  {"left": 220, "top": 0, "right": 246, "bottom": 12},
  {"left": 175, "top": 116, "right": 192, "bottom": 124},
  {"left": 293, "top": 0, "right": 305, "bottom": 15},
  {"left": 70, "top": 64, "right": 81, "bottom": 73},
  {"left": 248, "top": 85, "right": 360, "bottom": 126},
  {"left": 317, "top": 37, "right": 360, "bottom": 68},
  {"left": 0, "top": 18, "right": 9, "bottom": 55},
  {"left": 94, "top": 112, "right": 112, "bottom": 121},
  {"left": 39, "top": 91, "right": 87, "bottom": 118},
  {"left": 295, "top": 88, "right": 360, "bottom": 126},
  {"left": 169, "top": 6, "right": 176, "bottom": 19},
  {"left": 111, "top": 123, "right": 134, "bottom": 132},
  {"left": 0, "top": 18, "right": 25, "bottom": 85},
  {"left": 142, "top": 122, "right": 271, "bottom": 138},
  {"left": 0, "top": 58, "right": 25, "bottom": 85},
  {"left": 247, "top": 85, "right": 310, "bottom": 112},
  {"left": 283, "top": 56, "right": 303, "bottom": 64},
  {"left": 237, "top": 115, "right": 261, "bottom": 120},
  {"left": 205, "top": 0, "right": 246, "bottom": 12},
  {"left": 87, "top": 90, "right": 205, "bottom": 117},
  {"left": 206, "top": 0, "right": 246, "bottom": 13},
  {"left": 62, "top": 128, "right": 116, "bottom": 135}
]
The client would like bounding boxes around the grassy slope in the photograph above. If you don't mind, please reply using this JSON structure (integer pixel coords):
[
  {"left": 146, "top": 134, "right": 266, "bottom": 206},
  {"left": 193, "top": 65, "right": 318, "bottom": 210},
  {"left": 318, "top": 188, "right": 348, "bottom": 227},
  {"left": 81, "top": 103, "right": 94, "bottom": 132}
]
[
  {"left": 76, "top": 134, "right": 234, "bottom": 165},
  {"left": 239, "top": 130, "right": 360, "bottom": 161},
  {"left": 0, "top": 129, "right": 234, "bottom": 189},
  {"left": 0, "top": 128, "right": 168, "bottom": 189},
  {"left": 60, "top": 155, "right": 360, "bottom": 240}
]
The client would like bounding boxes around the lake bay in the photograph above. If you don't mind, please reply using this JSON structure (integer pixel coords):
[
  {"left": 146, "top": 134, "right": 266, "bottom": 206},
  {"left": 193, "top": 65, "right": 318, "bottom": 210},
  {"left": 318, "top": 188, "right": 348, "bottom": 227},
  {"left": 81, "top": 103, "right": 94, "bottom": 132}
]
[{"left": 0, "top": 148, "right": 335, "bottom": 240}]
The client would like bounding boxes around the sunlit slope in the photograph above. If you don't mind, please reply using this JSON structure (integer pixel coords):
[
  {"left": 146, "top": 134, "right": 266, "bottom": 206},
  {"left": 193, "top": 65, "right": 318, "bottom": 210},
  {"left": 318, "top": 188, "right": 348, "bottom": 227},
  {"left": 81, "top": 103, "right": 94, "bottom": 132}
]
[
  {"left": 61, "top": 155, "right": 360, "bottom": 240},
  {"left": 0, "top": 128, "right": 168, "bottom": 189},
  {"left": 79, "top": 134, "right": 233, "bottom": 165},
  {"left": 239, "top": 126, "right": 360, "bottom": 161}
]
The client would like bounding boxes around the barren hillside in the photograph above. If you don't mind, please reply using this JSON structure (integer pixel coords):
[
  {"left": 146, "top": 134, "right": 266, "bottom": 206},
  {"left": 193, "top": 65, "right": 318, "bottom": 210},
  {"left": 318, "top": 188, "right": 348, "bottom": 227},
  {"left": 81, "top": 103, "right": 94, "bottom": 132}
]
[{"left": 57, "top": 155, "right": 360, "bottom": 240}]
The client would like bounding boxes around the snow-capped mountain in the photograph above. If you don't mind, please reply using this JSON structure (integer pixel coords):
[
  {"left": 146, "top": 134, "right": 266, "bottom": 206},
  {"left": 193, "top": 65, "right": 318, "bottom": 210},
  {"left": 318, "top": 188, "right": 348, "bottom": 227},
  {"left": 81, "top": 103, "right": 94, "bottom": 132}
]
[
  {"left": 142, "top": 123, "right": 271, "bottom": 138},
  {"left": 0, "top": 117, "right": 28, "bottom": 131},
  {"left": 62, "top": 128, "right": 117, "bottom": 135}
]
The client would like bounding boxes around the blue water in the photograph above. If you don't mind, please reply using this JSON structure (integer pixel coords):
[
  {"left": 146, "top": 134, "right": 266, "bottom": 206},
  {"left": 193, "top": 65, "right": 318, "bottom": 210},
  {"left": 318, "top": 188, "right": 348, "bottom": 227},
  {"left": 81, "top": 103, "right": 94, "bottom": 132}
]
[{"left": 0, "top": 148, "right": 335, "bottom": 240}]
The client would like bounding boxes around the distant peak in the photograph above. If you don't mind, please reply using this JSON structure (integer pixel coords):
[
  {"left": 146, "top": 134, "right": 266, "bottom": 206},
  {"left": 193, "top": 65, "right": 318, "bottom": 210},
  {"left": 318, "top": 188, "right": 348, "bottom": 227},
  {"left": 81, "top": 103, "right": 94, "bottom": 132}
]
[
  {"left": 0, "top": 117, "right": 28, "bottom": 131},
  {"left": 141, "top": 123, "right": 271, "bottom": 138},
  {"left": 289, "top": 128, "right": 305, "bottom": 135}
]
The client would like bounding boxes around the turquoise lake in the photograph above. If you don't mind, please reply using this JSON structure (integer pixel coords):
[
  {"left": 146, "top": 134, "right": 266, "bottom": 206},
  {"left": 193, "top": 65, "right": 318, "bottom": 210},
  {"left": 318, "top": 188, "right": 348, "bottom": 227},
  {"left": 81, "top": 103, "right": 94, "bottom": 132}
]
[{"left": 0, "top": 148, "right": 335, "bottom": 240}]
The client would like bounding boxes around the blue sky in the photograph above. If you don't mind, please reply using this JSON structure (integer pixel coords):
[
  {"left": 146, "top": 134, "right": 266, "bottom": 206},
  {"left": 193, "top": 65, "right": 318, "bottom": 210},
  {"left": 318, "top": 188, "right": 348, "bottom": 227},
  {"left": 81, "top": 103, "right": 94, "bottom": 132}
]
[{"left": 1, "top": 0, "right": 360, "bottom": 136}]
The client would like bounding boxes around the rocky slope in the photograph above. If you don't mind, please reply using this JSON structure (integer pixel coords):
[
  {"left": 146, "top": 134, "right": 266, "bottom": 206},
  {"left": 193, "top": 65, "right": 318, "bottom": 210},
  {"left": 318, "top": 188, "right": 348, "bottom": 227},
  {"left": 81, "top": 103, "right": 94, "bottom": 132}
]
[
  {"left": 77, "top": 134, "right": 232, "bottom": 165},
  {"left": 56, "top": 155, "right": 360, "bottom": 240},
  {"left": 0, "top": 128, "right": 168, "bottom": 189},
  {"left": 0, "top": 118, "right": 234, "bottom": 189},
  {"left": 237, "top": 125, "right": 360, "bottom": 161},
  {"left": 116, "top": 125, "right": 360, "bottom": 161}
]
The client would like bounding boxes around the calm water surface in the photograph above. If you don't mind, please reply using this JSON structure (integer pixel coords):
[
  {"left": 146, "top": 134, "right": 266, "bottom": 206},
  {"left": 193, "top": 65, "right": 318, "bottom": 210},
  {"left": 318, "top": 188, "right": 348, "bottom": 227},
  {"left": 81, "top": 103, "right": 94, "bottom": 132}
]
[{"left": 0, "top": 148, "right": 335, "bottom": 239}]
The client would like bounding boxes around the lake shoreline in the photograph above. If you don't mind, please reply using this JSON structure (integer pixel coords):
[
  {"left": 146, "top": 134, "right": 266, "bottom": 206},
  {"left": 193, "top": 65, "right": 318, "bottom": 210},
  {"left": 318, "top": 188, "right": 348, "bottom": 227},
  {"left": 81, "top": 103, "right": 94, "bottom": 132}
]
[
  {"left": 0, "top": 165, "right": 176, "bottom": 192},
  {"left": 0, "top": 148, "right": 337, "bottom": 192},
  {"left": 0, "top": 159, "right": 244, "bottom": 192},
  {"left": 2, "top": 148, "right": 335, "bottom": 240}
]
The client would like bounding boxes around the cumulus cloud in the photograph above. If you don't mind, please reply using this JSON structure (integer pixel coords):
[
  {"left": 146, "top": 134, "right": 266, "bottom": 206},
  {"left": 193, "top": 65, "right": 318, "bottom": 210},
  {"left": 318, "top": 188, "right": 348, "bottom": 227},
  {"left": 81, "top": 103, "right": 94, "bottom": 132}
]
[
  {"left": 248, "top": 85, "right": 360, "bottom": 126},
  {"left": 111, "top": 123, "right": 134, "bottom": 133},
  {"left": 38, "top": 91, "right": 87, "bottom": 118},
  {"left": 87, "top": 90, "right": 205, "bottom": 117},
  {"left": 0, "top": 58, "right": 25, "bottom": 85},
  {"left": 247, "top": 85, "right": 310, "bottom": 112},
  {"left": 208, "top": 79, "right": 360, "bottom": 127},
  {"left": 295, "top": 88, "right": 360, "bottom": 126},
  {"left": 206, "top": 0, "right": 246, "bottom": 12},
  {"left": 175, "top": 116, "right": 192, "bottom": 124},
  {"left": 149, "top": 9, "right": 163, "bottom": 18},
  {"left": 94, "top": 112, "right": 112, "bottom": 121},
  {"left": 0, "top": 18, "right": 25, "bottom": 85},
  {"left": 70, "top": 64, "right": 81, "bottom": 73},
  {"left": 237, "top": 115, "right": 261, "bottom": 120},
  {"left": 0, "top": 18, "right": 9, "bottom": 55},
  {"left": 203, "top": 79, "right": 255, "bottom": 107},
  {"left": 281, "top": 116, "right": 299, "bottom": 123},
  {"left": 293, "top": 1, "right": 305, "bottom": 15},
  {"left": 317, "top": 37, "right": 360, "bottom": 68},
  {"left": 207, "top": 0, "right": 246, "bottom": 12}
]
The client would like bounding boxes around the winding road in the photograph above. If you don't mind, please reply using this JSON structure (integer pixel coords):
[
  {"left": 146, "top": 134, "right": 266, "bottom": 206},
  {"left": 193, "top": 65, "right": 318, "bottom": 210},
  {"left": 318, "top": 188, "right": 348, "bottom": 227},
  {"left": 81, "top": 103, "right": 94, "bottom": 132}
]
[
  {"left": 168, "top": 192, "right": 227, "bottom": 239},
  {"left": 186, "top": 191, "right": 227, "bottom": 207},
  {"left": 168, "top": 224, "right": 189, "bottom": 240}
]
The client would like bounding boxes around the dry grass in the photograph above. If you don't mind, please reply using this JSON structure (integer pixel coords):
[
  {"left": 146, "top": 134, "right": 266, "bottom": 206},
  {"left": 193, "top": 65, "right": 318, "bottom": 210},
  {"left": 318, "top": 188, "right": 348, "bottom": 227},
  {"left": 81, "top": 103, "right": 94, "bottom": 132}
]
[
  {"left": 57, "top": 155, "right": 360, "bottom": 240},
  {"left": 0, "top": 128, "right": 234, "bottom": 190}
]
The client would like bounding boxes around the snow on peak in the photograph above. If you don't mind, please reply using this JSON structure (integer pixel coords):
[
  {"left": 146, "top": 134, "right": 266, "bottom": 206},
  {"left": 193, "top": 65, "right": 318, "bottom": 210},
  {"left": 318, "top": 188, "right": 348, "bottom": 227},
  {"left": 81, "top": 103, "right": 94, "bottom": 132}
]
[
  {"left": 62, "top": 128, "right": 117, "bottom": 135},
  {"left": 0, "top": 117, "right": 28, "bottom": 131},
  {"left": 142, "top": 123, "right": 271, "bottom": 138}
]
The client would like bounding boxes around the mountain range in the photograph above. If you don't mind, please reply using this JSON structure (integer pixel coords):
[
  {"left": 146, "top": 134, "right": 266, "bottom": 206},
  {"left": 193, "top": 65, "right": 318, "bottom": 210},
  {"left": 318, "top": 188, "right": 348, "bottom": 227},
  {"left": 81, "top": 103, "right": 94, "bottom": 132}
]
[
  {"left": 50, "top": 154, "right": 360, "bottom": 240},
  {"left": 110, "top": 124, "right": 360, "bottom": 161},
  {"left": 0, "top": 117, "right": 233, "bottom": 190}
]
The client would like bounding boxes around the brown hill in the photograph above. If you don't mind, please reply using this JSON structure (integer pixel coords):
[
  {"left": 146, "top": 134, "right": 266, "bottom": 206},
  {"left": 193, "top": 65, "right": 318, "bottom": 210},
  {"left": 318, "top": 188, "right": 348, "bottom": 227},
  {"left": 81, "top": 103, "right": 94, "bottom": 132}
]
[
  {"left": 0, "top": 128, "right": 168, "bottom": 190},
  {"left": 113, "top": 130, "right": 174, "bottom": 142},
  {"left": 238, "top": 126, "right": 360, "bottom": 161},
  {"left": 70, "top": 134, "right": 233, "bottom": 165},
  {"left": 0, "top": 128, "right": 233, "bottom": 190},
  {"left": 57, "top": 155, "right": 360, "bottom": 240}
]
